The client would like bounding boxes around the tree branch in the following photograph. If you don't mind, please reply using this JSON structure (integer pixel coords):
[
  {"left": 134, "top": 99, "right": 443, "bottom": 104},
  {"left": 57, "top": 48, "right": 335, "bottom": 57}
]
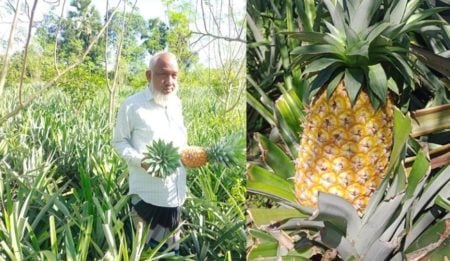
[
  {"left": 191, "top": 31, "right": 245, "bottom": 43},
  {"left": 0, "top": 0, "right": 121, "bottom": 125}
]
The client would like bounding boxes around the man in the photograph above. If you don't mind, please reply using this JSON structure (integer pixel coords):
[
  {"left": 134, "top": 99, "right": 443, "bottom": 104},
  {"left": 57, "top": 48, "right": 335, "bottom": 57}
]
[{"left": 112, "top": 51, "right": 187, "bottom": 255}]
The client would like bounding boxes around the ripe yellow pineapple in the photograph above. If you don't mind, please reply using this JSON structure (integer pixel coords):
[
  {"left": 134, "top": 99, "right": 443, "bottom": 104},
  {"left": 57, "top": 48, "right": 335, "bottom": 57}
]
[
  {"left": 180, "top": 135, "right": 242, "bottom": 168},
  {"left": 295, "top": 82, "right": 393, "bottom": 212},
  {"left": 286, "top": 0, "right": 431, "bottom": 213},
  {"left": 180, "top": 146, "right": 208, "bottom": 168}
]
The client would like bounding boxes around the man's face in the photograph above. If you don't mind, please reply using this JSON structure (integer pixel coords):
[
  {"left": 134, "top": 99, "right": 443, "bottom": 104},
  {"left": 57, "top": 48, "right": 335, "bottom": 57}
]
[{"left": 146, "top": 54, "right": 179, "bottom": 95}]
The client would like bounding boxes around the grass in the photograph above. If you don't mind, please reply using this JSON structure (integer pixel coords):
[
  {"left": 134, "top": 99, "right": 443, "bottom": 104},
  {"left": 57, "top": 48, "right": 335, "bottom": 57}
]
[{"left": 0, "top": 82, "right": 245, "bottom": 260}]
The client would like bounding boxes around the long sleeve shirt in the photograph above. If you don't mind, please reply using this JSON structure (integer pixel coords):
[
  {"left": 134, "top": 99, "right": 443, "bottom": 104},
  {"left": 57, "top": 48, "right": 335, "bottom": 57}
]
[{"left": 112, "top": 87, "right": 188, "bottom": 207}]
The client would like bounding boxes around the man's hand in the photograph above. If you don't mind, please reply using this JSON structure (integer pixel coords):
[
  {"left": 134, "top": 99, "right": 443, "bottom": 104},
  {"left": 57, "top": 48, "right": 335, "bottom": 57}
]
[{"left": 141, "top": 161, "right": 149, "bottom": 171}]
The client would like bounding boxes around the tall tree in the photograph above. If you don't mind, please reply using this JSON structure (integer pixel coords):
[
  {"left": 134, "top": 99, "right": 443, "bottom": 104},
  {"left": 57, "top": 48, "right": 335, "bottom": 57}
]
[
  {"left": 61, "top": 0, "right": 104, "bottom": 66},
  {"left": 163, "top": 0, "right": 198, "bottom": 69},
  {"left": 142, "top": 18, "right": 169, "bottom": 55}
]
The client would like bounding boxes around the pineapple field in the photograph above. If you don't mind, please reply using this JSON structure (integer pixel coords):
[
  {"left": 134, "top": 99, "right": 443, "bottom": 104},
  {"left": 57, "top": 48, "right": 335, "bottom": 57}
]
[
  {"left": 247, "top": 0, "right": 450, "bottom": 260},
  {"left": 0, "top": 83, "right": 246, "bottom": 260}
]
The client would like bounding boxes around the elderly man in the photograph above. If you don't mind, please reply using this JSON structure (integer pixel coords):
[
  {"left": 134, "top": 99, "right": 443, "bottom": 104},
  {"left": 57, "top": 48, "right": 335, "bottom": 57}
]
[{"left": 112, "top": 51, "right": 187, "bottom": 255}]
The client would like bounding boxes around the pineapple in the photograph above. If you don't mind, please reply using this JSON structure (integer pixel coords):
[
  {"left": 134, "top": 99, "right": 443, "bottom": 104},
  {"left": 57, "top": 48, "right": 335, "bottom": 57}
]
[
  {"left": 246, "top": 0, "right": 448, "bottom": 259},
  {"left": 144, "top": 135, "right": 242, "bottom": 176},
  {"left": 289, "top": 0, "right": 442, "bottom": 213},
  {"left": 295, "top": 83, "right": 394, "bottom": 212},
  {"left": 181, "top": 134, "right": 242, "bottom": 168},
  {"left": 180, "top": 146, "right": 208, "bottom": 168}
]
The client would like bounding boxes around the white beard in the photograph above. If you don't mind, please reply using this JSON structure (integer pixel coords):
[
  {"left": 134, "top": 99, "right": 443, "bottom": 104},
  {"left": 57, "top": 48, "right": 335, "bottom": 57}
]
[{"left": 149, "top": 83, "right": 178, "bottom": 107}]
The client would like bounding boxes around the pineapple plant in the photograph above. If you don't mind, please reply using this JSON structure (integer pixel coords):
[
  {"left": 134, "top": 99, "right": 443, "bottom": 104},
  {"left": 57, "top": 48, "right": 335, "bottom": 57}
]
[
  {"left": 247, "top": 0, "right": 450, "bottom": 259},
  {"left": 287, "top": 0, "right": 448, "bottom": 213},
  {"left": 143, "top": 135, "right": 243, "bottom": 177}
]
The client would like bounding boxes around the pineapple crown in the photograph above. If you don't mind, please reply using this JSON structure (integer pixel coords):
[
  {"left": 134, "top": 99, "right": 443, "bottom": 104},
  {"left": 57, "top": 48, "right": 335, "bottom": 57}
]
[
  {"left": 207, "top": 133, "right": 244, "bottom": 168},
  {"left": 289, "top": 0, "right": 446, "bottom": 109},
  {"left": 143, "top": 139, "right": 181, "bottom": 178}
]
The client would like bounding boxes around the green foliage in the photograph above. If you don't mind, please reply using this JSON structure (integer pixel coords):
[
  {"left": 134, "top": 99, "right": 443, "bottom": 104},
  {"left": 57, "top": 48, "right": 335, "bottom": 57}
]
[
  {"left": 0, "top": 81, "right": 245, "bottom": 259},
  {"left": 246, "top": 0, "right": 309, "bottom": 140},
  {"left": 142, "top": 18, "right": 169, "bottom": 55},
  {"left": 246, "top": 1, "right": 450, "bottom": 259},
  {"left": 164, "top": 0, "right": 199, "bottom": 69},
  {"left": 58, "top": 63, "right": 107, "bottom": 106},
  {"left": 179, "top": 85, "right": 246, "bottom": 260},
  {"left": 143, "top": 140, "right": 181, "bottom": 178}
]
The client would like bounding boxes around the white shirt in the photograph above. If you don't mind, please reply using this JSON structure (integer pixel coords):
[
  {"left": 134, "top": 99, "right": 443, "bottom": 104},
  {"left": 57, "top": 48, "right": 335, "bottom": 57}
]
[{"left": 112, "top": 87, "right": 188, "bottom": 207}]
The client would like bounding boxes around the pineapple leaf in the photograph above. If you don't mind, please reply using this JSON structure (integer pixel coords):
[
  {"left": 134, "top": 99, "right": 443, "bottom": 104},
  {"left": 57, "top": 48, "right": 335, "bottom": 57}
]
[
  {"left": 247, "top": 76, "right": 276, "bottom": 112},
  {"left": 386, "top": 0, "right": 408, "bottom": 24},
  {"left": 385, "top": 53, "right": 414, "bottom": 88},
  {"left": 386, "top": 108, "right": 412, "bottom": 173},
  {"left": 308, "top": 64, "right": 340, "bottom": 103},
  {"left": 293, "top": 0, "right": 315, "bottom": 32},
  {"left": 246, "top": 91, "right": 276, "bottom": 127},
  {"left": 248, "top": 208, "right": 308, "bottom": 228},
  {"left": 326, "top": 71, "right": 344, "bottom": 99},
  {"left": 355, "top": 193, "right": 404, "bottom": 252},
  {"left": 387, "top": 77, "right": 400, "bottom": 95},
  {"left": 385, "top": 164, "right": 408, "bottom": 199},
  {"left": 366, "top": 22, "right": 390, "bottom": 44},
  {"left": 323, "top": 0, "right": 345, "bottom": 32},
  {"left": 277, "top": 85, "right": 304, "bottom": 127},
  {"left": 367, "top": 64, "right": 388, "bottom": 104},
  {"left": 406, "top": 150, "right": 430, "bottom": 199},
  {"left": 378, "top": 153, "right": 430, "bottom": 243},
  {"left": 302, "top": 58, "right": 341, "bottom": 76},
  {"left": 403, "top": 0, "right": 422, "bottom": 19},
  {"left": 246, "top": 242, "right": 279, "bottom": 259},
  {"left": 364, "top": 239, "right": 398, "bottom": 261},
  {"left": 255, "top": 133, "right": 295, "bottom": 180},
  {"left": 435, "top": 196, "right": 450, "bottom": 212},
  {"left": 285, "top": 31, "right": 328, "bottom": 44},
  {"left": 314, "top": 192, "right": 361, "bottom": 237},
  {"left": 274, "top": 90, "right": 303, "bottom": 154},
  {"left": 366, "top": 88, "right": 382, "bottom": 111},
  {"left": 405, "top": 219, "right": 450, "bottom": 258},
  {"left": 319, "top": 221, "right": 358, "bottom": 259},
  {"left": 413, "top": 164, "right": 450, "bottom": 218},
  {"left": 247, "top": 165, "right": 301, "bottom": 208},
  {"left": 291, "top": 44, "right": 338, "bottom": 58},
  {"left": 400, "top": 20, "right": 446, "bottom": 35},
  {"left": 405, "top": 7, "right": 449, "bottom": 25},
  {"left": 350, "top": 0, "right": 383, "bottom": 33},
  {"left": 248, "top": 228, "right": 277, "bottom": 243},
  {"left": 405, "top": 206, "right": 447, "bottom": 249},
  {"left": 343, "top": 68, "right": 363, "bottom": 106},
  {"left": 274, "top": 113, "right": 300, "bottom": 157},
  {"left": 324, "top": 21, "right": 343, "bottom": 40}
]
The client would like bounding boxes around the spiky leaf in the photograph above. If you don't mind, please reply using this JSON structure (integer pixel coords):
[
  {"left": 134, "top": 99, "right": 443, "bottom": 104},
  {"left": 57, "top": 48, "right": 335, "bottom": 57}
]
[{"left": 143, "top": 140, "right": 180, "bottom": 178}]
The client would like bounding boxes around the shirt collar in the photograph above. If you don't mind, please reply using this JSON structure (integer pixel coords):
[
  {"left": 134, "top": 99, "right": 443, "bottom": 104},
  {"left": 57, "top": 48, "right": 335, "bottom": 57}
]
[{"left": 144, "top": 87, "right": 153, "bottom": 101}]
